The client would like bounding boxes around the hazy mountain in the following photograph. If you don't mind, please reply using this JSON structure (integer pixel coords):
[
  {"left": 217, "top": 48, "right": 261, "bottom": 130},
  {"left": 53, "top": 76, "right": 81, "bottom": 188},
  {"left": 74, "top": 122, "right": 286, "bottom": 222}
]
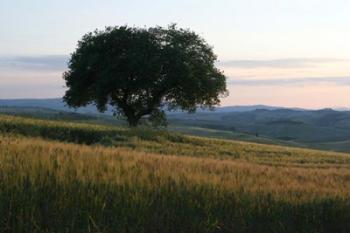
[
  {"left": 0, "top": 98, "right": 295, "bottom": 114},
  {"left": 168, "top": 108, "right": 350, "bottom": 151},
  {"left": 198, "top": 105, "right": 281, "bottom": 112},
  {"left": 0, "top": 98, "right": 113, "bottom": 115},
  {"left": 334, "top": 107, "right": 350, "bottom": 111}
]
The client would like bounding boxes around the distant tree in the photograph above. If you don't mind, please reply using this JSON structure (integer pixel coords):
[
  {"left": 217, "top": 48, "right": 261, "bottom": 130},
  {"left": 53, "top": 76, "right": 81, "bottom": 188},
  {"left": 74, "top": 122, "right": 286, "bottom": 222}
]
[{"left": 63, "top": 24, "right": 227, "bottom": 126}]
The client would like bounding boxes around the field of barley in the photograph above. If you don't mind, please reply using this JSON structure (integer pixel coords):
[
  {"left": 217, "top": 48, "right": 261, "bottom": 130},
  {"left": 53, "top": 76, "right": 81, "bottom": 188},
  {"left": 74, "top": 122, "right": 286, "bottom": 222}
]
[{"left": 0, "top": 114, "right": 349, "bottom": 233}]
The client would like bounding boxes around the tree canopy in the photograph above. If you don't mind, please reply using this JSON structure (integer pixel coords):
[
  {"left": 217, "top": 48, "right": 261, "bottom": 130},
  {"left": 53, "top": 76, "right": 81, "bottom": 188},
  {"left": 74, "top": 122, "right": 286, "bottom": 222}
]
[{"left": 63, "top": 25, "right": 227, "bottom": 126}]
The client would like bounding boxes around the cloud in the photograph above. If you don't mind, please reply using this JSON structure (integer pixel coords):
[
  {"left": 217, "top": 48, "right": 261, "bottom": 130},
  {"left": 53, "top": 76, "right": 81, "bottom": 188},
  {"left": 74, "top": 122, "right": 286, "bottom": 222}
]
[
  {"left": 0, "top": 55, "right": 69, "bottom": 71},
  {"left": 1, "top": 56, "right": 346, "bottom": 71},
  {"left": 0, "top": 84, "right": 64, "bottom": 98},
  {"left": 218, "top": 58, "right": 347, "bottom": 69},
  {"left": 0, "top": 55, "right": 67, "bottom": 98},
  {"left": 228, "top": 76, "right": 350, "bottom": 86},
  {"left": 0, "top": 75, "right": 65, "bottom": 98}
]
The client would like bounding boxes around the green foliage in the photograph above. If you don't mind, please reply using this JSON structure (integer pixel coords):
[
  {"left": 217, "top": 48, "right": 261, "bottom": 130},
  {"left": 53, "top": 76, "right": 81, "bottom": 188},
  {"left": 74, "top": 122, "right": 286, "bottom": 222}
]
[
  {"left": 63, "top": 24, "right": 227, "bottom": 126},
  {"left": 148, "top": 109, "right": 168, "bottom": 128}
]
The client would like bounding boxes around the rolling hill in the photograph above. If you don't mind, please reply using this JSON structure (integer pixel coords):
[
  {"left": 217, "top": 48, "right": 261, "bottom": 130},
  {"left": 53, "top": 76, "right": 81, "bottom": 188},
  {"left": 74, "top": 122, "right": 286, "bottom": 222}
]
[
  {"left": 1, "top": 98, "right": 350, "bottom": 152},
  {"left": 168, "top": 108, "right": 350, "bottom": 152},
  {"left": 0, "top": 114, "right": 349, "bottom": 232}
]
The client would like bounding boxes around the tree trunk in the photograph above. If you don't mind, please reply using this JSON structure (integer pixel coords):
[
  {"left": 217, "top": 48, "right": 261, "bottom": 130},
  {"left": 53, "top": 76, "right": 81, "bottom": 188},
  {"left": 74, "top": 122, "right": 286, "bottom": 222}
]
[{"left": 126, "top": 115, "right": 141, "bottom": 127}]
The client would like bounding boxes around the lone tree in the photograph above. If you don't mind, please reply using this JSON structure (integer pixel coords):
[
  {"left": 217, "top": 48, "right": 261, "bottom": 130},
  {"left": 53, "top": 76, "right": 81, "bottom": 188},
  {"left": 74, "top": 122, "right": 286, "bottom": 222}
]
[{"left": 63, "top": 25, "right": 227, "bottom": 126}]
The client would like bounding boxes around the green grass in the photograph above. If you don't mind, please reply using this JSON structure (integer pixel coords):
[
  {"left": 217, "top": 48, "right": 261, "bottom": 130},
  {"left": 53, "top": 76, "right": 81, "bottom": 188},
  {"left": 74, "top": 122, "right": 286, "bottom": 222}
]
[
  {"left": 0, "top": 114, "right": 349, "bottom": 232},
  {"left": 1, "top": 114, "right": 349, "bottom": 166},
  {"left": 170, "top": 124, "right": 307, "bottom": 147}
]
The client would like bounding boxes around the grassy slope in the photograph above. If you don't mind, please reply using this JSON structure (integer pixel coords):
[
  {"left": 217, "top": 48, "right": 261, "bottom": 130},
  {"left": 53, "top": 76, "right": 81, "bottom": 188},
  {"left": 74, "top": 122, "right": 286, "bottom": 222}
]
[
  {"left": 4, "top": 106, "right": 350, "bottom": 152},
  {"left": 168, "top": 110, "right": 350, "bottom": 152},
  {"left": 0, "top": 114, "right": 350, "bottom": 232},
  {"left": 0, "top": 106, "right": 286, "bottom": 145},
  {"left": 1, "top": 114, "right": 350, "bottom": 166},
  {"left": 169, "top": 124, "right": 307, "bottom": 148}
]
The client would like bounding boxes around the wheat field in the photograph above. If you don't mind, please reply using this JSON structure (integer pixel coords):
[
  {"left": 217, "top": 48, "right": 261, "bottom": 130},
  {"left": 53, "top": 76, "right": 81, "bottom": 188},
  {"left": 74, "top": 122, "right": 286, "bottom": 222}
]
[{"left": 0, "top": 115, "right": 349, "bottom": 232}]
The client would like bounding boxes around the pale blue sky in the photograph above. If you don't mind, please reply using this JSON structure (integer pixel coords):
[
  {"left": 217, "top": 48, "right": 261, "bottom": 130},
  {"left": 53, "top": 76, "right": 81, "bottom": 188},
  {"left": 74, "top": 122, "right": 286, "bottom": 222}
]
[{"left": 1, "top": 0, "right": 350, "bottom": 108}]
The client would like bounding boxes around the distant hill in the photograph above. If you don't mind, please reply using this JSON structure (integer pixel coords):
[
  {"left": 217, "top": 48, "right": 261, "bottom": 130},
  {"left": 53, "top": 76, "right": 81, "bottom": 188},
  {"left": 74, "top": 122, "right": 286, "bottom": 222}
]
[
  {"left": 0, "top": 98, "right": 298, "bottom": 114},
  {"left": 168, "top": 108, "right": 350, "bottom": 152},
  {"left": 334, "top": 107, "right": 350, "bottom": 111},
  {"left": 0, "top": 98, "right": 113, "bottom": 115},
  {"left": 1, "top": 98, "right": 350, "bottom": 152}
]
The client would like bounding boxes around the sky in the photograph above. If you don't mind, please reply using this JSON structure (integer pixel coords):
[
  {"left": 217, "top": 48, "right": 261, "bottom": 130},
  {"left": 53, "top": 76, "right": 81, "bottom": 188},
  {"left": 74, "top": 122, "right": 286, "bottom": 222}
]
[{"left": 0, "top": 0, "right": 350, "bottom": 109}]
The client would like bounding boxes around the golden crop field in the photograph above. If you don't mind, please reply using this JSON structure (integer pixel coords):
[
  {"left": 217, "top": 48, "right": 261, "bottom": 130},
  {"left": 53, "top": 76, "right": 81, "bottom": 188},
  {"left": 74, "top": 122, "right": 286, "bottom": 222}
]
[{"left": 0, "top": 114, "right": 349, "bottom": 232}]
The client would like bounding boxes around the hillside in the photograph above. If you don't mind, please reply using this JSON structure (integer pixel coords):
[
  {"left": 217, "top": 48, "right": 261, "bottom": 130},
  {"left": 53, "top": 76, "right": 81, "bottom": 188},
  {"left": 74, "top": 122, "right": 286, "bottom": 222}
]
[
  {"left": 1, "top": 114, "right": 349, "bottom": 165},
  {"left": 1, "top": 98, "right": 350, "bottom": 152},
  {"left": 169, "top": 108, "right": 350, "bottom": 152},
  {"left": 0, "top": 98, "right": 283, "bottom": 114},
  {"left": 0, "top": 105, "right": 304, "bottom": 149},
  {"left": 0, "top": 114, "right": 349, "bottom": 232}
]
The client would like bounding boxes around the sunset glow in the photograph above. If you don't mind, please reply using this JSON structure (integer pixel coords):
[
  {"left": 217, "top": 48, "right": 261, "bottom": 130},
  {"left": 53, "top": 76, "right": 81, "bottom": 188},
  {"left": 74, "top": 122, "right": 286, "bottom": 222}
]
[{"left": 1, "top": 0, "right": 349, "bottom": 108}]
